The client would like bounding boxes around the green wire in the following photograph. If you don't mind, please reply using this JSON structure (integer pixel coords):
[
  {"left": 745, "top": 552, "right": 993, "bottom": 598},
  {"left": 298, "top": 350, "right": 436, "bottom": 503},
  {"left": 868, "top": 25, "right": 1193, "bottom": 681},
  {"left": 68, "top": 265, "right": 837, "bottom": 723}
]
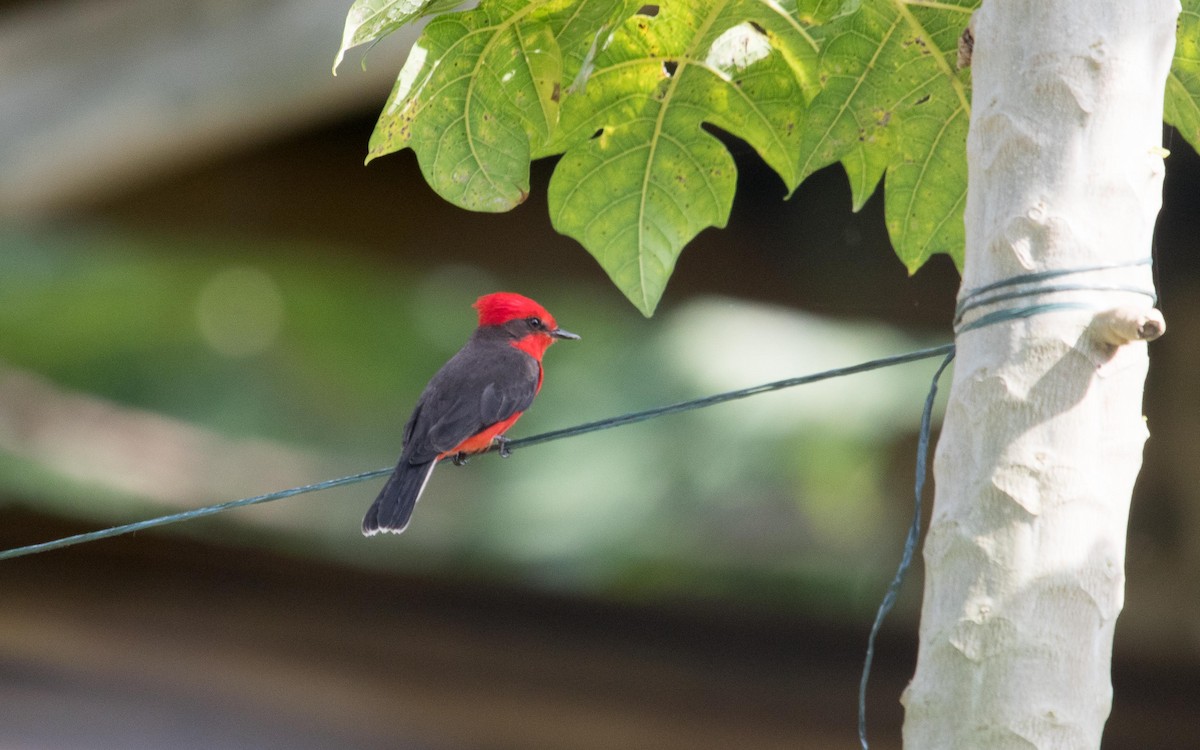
[{"left": 0, "top": 343, "right": 955, "bottom": 561}]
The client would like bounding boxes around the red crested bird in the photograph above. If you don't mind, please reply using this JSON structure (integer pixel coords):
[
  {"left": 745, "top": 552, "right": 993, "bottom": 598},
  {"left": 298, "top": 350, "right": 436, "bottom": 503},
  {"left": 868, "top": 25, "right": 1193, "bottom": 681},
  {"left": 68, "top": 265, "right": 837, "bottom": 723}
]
[{"left": 362, "top": 292, "right": 579, "bottom": 536}]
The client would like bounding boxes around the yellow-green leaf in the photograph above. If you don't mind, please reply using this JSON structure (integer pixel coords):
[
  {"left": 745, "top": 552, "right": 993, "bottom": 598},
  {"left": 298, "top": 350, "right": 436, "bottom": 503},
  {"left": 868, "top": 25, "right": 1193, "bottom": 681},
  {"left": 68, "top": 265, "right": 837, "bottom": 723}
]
[
  {"left": 1166, "top": 1, "right": 1200, "bottom": 148},
  {"left": 796, "top": 0, "right": 976, "bottom": 270}
]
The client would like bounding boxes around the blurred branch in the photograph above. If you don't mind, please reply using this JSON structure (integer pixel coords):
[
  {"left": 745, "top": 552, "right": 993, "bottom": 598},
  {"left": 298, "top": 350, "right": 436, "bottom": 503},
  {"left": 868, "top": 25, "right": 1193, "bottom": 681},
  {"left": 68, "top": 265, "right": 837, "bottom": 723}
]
[
  {"left": 0, "top": 0, "right": 415, "bottom": 217},
  {"left": 0, "top": 362, "right": 324, "bottom": 507}
]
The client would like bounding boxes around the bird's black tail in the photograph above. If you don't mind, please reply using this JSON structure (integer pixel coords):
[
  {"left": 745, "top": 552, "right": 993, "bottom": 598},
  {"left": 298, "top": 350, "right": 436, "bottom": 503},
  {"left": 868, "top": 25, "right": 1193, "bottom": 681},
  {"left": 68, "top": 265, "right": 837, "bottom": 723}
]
[{"left": 362, "top": 458, "right": 437, "bottom": 535}]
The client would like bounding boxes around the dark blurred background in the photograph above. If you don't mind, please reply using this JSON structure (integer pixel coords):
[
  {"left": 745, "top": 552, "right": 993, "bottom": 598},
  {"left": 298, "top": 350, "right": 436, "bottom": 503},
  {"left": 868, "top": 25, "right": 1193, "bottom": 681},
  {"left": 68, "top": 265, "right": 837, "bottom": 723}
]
[{"left": 1, "top": 1, "right": 1197, "bottom": 748}]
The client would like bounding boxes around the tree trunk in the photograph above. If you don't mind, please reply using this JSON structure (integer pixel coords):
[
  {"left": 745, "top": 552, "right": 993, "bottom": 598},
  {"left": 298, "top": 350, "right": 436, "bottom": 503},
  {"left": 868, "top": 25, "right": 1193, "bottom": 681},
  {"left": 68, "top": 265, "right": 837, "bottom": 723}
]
[{"left": 902, "top": 2, "right": 1177, "bottom": 748}]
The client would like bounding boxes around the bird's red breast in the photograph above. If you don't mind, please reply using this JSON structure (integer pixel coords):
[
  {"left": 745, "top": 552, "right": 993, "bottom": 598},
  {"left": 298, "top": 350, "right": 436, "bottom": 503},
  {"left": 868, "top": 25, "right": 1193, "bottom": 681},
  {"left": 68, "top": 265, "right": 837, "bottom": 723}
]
[{"left": 442, "top": 412, "right": 525, "bottom": 457}]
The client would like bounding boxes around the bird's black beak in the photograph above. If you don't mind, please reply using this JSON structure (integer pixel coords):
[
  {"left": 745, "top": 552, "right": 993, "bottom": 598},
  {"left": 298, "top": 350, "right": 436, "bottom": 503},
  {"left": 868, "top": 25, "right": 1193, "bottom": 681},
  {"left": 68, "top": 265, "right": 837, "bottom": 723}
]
[{"left": 551, "top": 327, "right": 580, "bottom": 340}]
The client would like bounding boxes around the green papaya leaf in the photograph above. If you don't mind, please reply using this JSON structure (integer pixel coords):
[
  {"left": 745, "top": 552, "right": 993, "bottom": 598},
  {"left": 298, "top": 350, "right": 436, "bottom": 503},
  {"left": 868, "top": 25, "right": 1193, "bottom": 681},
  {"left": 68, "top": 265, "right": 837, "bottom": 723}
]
[
  {"left": 547, "top": 1, "right": 820, "bottom": 315},
  {"left": 367, "top": 0, "right": 566, "bottom": 212},
  {"left": 883, "top": 88, "right": 968, "bottom": 272},
  {"left": 348, "top": 0, "right": 1200, "bottom": 315},
  {"left": 334, "top": 0, "right": 470, "bottom": 74},
  {"left": 1166, "top": 1, "right": 1200, "bottom": 149},
  {"left": 796, "top": 0, "right": 975, "bottom": 272}
]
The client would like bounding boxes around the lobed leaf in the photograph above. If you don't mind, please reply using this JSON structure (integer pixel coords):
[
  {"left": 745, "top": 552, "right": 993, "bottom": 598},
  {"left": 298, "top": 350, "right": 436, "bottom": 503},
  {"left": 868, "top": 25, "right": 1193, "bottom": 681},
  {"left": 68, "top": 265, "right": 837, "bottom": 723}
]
[
  {"left": 796, "top": 0, "right": 975, "bottom": 271},
  {"left": 367, "top": 0, "right": 569, "bottom": 212},
  {"left": 352, "top": 0, "right": 981, "bottom": 310},
  {"left": 547, "top": 1, "right": 820, "bottom": 314}
]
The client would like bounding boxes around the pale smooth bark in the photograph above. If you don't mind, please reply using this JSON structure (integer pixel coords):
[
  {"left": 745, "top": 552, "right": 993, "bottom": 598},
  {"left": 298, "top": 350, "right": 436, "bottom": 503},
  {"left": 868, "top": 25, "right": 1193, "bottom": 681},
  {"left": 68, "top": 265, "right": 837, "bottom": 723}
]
[{"left": 903, "top": 2, "right": 1177, "bottom": 748}]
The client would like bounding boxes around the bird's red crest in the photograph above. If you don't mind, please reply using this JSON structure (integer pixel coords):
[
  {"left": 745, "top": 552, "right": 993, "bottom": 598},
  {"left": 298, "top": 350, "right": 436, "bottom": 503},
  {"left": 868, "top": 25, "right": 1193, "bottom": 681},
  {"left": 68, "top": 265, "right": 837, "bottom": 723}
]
[{"left": 473, "top": 292, "right": 554, "bottom": 328}]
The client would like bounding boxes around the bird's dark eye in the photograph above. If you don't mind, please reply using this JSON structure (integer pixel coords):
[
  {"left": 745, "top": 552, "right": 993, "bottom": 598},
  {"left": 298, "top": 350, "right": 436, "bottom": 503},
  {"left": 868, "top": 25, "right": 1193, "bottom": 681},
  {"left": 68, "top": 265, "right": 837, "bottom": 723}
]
[{"left": 527, "top": 316, "right": 543, "bottom": 329}]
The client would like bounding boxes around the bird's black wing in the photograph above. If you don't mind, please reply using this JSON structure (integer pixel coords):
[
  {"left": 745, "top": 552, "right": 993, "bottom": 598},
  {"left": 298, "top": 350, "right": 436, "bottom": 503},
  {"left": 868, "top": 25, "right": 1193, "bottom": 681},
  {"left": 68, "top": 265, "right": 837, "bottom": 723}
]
[{"left": 403, "top": 342, "right": 540, "bottom": 463}]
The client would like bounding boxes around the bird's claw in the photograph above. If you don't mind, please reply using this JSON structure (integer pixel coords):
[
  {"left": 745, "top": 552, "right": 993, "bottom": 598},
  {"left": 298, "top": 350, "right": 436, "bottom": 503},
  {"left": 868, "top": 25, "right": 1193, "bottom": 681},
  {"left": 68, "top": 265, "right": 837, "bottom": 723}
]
[
  {"left": 495, "top": 436, "right": 512, "bottom": 458},
  {"left": 452, "top": 452, "right": 470, "bottom": 466}
]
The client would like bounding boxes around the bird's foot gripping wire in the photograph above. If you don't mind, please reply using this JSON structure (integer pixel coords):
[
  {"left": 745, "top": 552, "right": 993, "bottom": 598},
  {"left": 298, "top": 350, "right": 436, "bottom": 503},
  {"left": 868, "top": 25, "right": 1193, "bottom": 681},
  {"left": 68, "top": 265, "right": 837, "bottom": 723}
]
[
  {"left": 452, "top": 453, "right": 470, "bottom": 466},
  {"left": 494, "top": 435, "right": 512, "bottom": 458}
]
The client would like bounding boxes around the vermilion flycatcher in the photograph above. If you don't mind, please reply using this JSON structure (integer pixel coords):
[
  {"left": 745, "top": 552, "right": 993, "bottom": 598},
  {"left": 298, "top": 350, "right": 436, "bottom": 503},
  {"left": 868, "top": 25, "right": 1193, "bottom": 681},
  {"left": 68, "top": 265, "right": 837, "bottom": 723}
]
[{"left": 362, "top": 292, "right": 578, "bottom": 535}]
